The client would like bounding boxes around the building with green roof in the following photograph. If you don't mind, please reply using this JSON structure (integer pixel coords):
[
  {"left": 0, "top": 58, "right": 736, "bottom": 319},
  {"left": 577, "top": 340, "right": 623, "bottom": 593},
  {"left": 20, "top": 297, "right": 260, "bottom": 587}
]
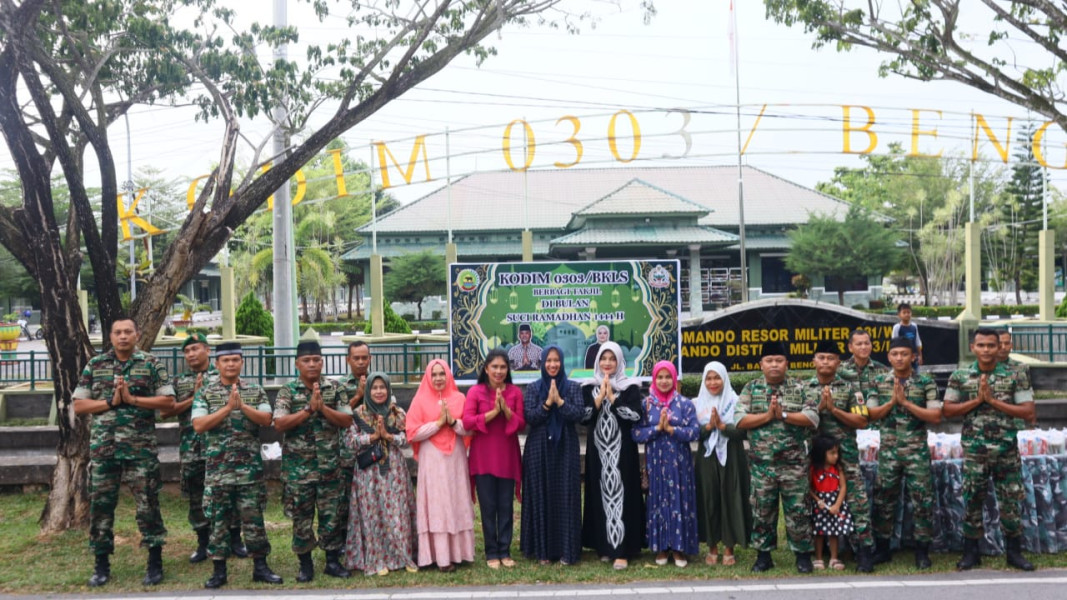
[{"left": 342, "top": 165, "right": 885, "bottom": 315}]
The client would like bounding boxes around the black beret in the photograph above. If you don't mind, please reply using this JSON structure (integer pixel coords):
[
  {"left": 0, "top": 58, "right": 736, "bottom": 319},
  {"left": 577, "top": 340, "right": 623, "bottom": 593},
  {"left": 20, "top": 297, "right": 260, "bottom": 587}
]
[
  {"left": 813, "top": 340, "right": 840, "bottom": 356},
  {"left": 215, "top": 341, "right": 242, "bottom": 356},
  {"left": 889, "top": 337, "right": 915, "bottom": 351},
  {"left": 296, "top": 341, "right": 322, "bottom": 357},
  {"left": 759, "top": 341, "right": 788, "bottom": 359}
]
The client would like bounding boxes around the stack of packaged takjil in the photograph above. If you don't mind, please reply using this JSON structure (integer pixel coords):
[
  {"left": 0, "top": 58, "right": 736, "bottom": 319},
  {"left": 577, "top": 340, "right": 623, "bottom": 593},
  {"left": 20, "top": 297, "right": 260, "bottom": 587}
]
[
  {"left": 926, "top": 431, "right": 963, "bottom": 460},
  {"left": 856, "top": 429, "right": 880, "bottom": 463},
  {"left": 1017, "top": 429, "right": 1067, "bottom": 456}
]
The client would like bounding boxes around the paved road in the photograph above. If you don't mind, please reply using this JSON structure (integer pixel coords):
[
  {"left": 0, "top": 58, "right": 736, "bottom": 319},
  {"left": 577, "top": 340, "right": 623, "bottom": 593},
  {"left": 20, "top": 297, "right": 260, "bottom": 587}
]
[{"left": 6, "top": 570, "right": 1066, "bottom": 600}]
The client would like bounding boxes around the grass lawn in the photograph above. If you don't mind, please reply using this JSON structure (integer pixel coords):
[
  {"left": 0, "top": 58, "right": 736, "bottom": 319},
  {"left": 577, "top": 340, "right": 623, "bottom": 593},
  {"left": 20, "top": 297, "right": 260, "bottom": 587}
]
[{"left": 0, "top": 485, "right": 1064, "bottom": 594}]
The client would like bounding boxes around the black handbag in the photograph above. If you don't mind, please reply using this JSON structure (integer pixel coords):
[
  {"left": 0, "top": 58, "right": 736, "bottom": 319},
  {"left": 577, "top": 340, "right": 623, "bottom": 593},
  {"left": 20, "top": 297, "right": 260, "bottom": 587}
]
[
  {"left": 356, "top": 442, "right": 385, "bottom": 470},
  {"left": 352, "top": 412, "right": 389, "bottom": 470}
]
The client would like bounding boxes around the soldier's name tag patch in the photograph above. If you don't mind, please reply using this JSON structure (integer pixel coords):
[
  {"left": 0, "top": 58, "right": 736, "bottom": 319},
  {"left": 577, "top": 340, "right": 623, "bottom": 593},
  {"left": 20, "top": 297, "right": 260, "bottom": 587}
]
[
  {"left": 130, "top": 368, "right": 152, "bottom": 377},
  {"left": 239, "top": 390, "right": 259, "bottom": 400},
  {"left": 93, "top": 369, "right": 113, "bottom": 378}
]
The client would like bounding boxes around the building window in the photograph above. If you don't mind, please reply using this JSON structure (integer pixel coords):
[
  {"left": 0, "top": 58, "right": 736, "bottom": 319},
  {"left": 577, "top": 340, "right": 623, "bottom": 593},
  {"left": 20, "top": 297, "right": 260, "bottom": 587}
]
[
  {"left": 825, "top": 275, "right": 869, "bottom": 293},
  {"left": 761, "top": 256, "right": 795, "bottom": 294}
]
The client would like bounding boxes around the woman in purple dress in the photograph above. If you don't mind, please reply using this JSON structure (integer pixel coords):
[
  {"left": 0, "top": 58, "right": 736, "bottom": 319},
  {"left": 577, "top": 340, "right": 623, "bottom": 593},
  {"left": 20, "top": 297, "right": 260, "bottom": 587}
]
[{"left": 632, "top": 360, "right": 700, "bottom": 568}]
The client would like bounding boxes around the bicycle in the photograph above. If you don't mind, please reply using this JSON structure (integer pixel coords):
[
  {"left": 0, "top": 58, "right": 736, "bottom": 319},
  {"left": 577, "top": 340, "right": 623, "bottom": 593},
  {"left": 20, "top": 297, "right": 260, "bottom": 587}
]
[{"left": 20, "top": 323, "right": 44, "bottom": 340}]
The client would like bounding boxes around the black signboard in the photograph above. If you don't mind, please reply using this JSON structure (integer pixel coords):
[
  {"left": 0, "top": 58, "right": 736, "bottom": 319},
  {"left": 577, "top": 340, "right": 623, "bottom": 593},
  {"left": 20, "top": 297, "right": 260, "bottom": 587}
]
[{"left": 681, "top": 299, "right": 959, "bottom": 373}]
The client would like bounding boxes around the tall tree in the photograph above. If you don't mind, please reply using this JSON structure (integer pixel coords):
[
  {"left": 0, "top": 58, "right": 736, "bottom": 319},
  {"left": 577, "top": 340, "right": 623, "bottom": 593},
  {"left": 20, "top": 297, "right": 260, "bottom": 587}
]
[
  {"left": 764, "top": 1, "right": 1067, "bottom": 133},
  {"left": 1002, "top": 124, "right": 1047, "bottom": 302},
  {"left": 383, "top": 250, "right": 447, "bottom": 320},
  {"left": 0, "top": 0, "right": 625, "bottom": 534},
  {"left": 817, "top": 144, "right": 1004, "bottom": 305},
  {"left": 785, "top": 204, "right": 899, "bottom": 305}
]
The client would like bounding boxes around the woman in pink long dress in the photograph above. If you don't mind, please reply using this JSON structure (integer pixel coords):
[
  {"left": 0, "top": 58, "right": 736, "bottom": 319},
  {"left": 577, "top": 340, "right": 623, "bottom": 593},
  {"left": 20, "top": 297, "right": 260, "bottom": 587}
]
[
  {"left": 462, "top": 348, "right": 526, "bottom": 569},
  {"left": 405, "top": 359, "right": 475, "bottom": 572}
]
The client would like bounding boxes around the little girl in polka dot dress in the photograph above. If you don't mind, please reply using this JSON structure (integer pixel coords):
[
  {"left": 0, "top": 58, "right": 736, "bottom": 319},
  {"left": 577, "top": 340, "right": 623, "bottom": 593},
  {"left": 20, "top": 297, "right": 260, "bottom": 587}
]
[{"left": 809, "top": 434, "right": 853, "bottom": 570}]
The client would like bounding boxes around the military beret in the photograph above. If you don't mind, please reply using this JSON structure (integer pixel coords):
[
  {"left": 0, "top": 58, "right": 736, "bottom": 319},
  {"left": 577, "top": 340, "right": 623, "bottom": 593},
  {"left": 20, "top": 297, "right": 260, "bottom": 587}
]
[
  {"left": 296, "top": 340, "right": 322, "bottom": 357},
  {"left": 181, "top": 332, "right": 209, "bottom": 350}
]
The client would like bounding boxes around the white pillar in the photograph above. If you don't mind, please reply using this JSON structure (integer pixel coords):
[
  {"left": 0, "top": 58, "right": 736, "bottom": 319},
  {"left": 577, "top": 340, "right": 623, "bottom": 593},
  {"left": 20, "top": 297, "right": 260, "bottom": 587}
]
[
  {"left": 688, "top": 245, "right": 703, "bottom": 318},
  {"left": 1040, "top": 230, "right": 1056, "bottom": 321}
]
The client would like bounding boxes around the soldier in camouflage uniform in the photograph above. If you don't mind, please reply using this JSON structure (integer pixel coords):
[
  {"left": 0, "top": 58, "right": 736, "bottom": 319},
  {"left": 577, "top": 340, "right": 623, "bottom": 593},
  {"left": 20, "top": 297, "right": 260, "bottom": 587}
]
[
  {"left": 191, "top": 342, "right": 283, "bottom": 588},
  {"left": 998, "top": 330, "right": 1035, "bottom": 428},
  {"left": 944, "top": 328, "right": 1036, "bottom": 571},
  {"left": 804, "top": 340, "right": 875, "bottom": 572},
  {"left": 332, "top": 341, "right": 370, "bottom": 541},
  {"left": 72, "top": 317, "right": 175, "bottom": 587},
  {"left": 735, "top": 341, "right": 819, "bottom": 573},
  {"left": 839, "top": 329, "right": 889, "bottom": 402},
  {"left": 866, "top": 337, "right": 942, "bottom": 569},
  {"left": 159, "top": 333, "right": 246, "bottom": 563},
  {"left": 274, "top": 340, "right": 355, "bottom": 582}
]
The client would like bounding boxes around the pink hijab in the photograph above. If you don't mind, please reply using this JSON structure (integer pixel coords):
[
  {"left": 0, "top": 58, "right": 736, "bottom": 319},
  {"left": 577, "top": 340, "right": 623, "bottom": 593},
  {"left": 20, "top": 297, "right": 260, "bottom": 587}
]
[
  {"left": 649, "top": 360, "right": 679, "bottom": 407},
  {"left": 406, "top": 359, "right": 469, "bottom": 460}
]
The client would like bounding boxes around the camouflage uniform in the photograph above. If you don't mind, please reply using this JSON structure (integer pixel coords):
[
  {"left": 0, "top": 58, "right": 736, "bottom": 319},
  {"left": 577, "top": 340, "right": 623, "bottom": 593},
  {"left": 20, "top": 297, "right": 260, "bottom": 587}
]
[
  {"left": 73, "top": 349, "right": 174, "bottom": 555},
  {"left": 734, "top": 376, "right": 819, "bottom": 553},
  {"left": 839, "top": 357, "right": 889, "bottom": 429},
  {"left": 1002, "top": 357, "right": 1033, "bottom": 430},
  {"left": 191, "top": 378, "right": 274, "bottom": 558},
  {"left": 867, "top": 372, "right": 940, "bottom": 543},
  {"left": 170, "top": 366, "right": 219, "bottom": 531},
  {"left": 804, "top": 375, "right": 873, "bottom": 549},
  {"left": 944, "top": 362, "right": 1034, "bottom": 540},
  {"left": 275, "top": 378, "right": 353, "bottom": 554},
  {"left": 332, "top": 373, "right": 363, "bottom": 532}
]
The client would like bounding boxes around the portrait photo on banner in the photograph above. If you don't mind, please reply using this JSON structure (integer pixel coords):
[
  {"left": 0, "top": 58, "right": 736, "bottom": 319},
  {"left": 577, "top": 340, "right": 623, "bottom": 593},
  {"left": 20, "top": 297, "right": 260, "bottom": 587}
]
[{"left": 449, "top": 260, "right": 681, "bottom": 383}]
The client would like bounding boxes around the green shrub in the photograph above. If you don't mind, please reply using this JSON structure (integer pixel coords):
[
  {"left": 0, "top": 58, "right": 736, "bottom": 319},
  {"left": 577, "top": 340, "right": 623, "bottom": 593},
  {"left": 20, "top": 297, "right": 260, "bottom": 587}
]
[
  {"left": 364, "top": 302, "right": 412, "bottom": 334},
  {"left": 1058, "top": 295, "right": 1067, "bottom": 318},
  {"left": 235, "top": 293, "right": 274, "bottom": 344},
  {"left": 299, "top": 321, "right": 366, "bottom": 335}
]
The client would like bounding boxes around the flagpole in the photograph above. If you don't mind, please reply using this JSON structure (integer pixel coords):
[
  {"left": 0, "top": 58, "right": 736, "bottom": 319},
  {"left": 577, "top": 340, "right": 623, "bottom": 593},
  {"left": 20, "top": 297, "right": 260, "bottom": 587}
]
[{"left": 730, "top": 0, "right": 749, "bottom": 303}]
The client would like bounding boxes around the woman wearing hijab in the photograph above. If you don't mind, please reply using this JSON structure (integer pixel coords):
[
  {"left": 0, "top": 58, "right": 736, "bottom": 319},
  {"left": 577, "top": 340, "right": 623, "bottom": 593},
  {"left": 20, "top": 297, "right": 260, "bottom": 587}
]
[
  {"left": 581, "top": 342, "right": 645, "bottom": 570},
  {"left": 633, "top": 361, "right": 700, "bottom": 567},
  {"left": 406, "top": 359, "right": 474, "bottom": 572},
  {"left": 462, "top": 348, "right": 526, "bottom": 569},
  {"left": 521, "top": 345, "right": 585, "bottom": 565},
  {"left": 692, "top": 361, "right": 751, "bottom": 567},
  {"left": 343, "top": 372, "right": 417, "bottom": 576}
]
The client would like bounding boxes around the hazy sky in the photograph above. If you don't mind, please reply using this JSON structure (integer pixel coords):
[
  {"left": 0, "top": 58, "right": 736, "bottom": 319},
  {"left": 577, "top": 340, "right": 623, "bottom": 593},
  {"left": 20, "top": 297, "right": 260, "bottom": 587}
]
[{"left": 10, "top": 1, "right": 1067, "bottom": 210}]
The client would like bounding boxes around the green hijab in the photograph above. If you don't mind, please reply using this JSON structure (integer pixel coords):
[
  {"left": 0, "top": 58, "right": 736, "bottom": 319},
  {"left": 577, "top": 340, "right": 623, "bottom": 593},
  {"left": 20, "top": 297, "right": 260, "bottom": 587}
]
[{"left": 363, "top": 371, "right": 394, "bottom": 419}]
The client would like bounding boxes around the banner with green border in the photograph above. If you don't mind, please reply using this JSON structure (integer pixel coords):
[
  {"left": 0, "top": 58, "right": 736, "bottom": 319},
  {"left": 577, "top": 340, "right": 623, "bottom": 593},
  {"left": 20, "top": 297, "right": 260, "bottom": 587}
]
[{"left": 449, "top": 260, "right": 681, "bottom": 383}]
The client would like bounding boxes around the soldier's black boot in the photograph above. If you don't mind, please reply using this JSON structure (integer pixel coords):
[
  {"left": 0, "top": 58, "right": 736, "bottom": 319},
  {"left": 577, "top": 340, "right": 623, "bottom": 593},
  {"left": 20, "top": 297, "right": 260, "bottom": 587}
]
[
  {"left": 324, "top": 550, "right": 351, "bottom": 578},
  {"left": 296, "top": 552, "right": 315, "bottom": 583},
  {"left": 142, "top": 545, "right": 164, "bottom": 585},
  {"left": 189, "top": 527, "right": 210, "bottom": 564},
  {"left": 855, "top": 545, "right": 875, "bottom": 573},
  {"left": 913, "top": 542, "right": 932, "bottom": 569},
  {"left": 750, "top": 550, "right": 774, "bottom": 572},
  {"left": 956, "top": 537, "right": 982, "bottom": 570},
  {"left": 1005, "top": 536, "right": 1035, "bottom": 571},
  {"left": 252, "top": 557, "right": 284, "bottom": 584},
  {"left": 795, "top": 551, "right": 813, "bottom": 574},
  {"left": 872, "top": 537, "right": 893, "bottom": 565},
  {"left": 204, "top": 559, "right": 228, "bottom": 589},
  {"left": 229, "top": 527, "right": 249, "bottom": 558},
  {"left": 88, "top": 553, "right": 110, "bottom": 587}
]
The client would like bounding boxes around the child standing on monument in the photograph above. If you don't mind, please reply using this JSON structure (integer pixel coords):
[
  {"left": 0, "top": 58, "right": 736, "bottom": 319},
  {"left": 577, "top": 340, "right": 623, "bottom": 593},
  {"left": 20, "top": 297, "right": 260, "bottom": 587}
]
[{"left": 892, "top": 303, "right": 923, "bottom": 371}]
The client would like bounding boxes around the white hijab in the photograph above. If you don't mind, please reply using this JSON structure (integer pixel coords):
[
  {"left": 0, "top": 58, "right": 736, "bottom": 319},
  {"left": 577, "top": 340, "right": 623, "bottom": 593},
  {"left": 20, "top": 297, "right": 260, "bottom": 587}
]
[
  {"left": 589, "top": 341, "right": 639, "bottom": 393},
  {"left": 692, "top": 361, "right": 737, "bottom": 466}
]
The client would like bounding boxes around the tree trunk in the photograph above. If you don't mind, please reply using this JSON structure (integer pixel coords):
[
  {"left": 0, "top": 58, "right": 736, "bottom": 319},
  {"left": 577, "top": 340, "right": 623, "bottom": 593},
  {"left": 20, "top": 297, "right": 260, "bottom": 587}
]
[
  {"left": 416, "top": 299, "right": 423, "bottom": 321},
  {"left": 837, "top": 289, "right": 845, "bottom": 306},
  {"left": 347, "top": 283, "right": 354, "bottom": 320},
  {"left": 1015, "top": 274, "right": 1023, "bottom": 305}
]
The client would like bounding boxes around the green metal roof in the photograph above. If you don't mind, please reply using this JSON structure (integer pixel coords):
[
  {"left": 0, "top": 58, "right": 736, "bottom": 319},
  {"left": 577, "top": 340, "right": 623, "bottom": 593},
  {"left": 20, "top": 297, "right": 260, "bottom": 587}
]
[
  {"left": 342, "top": 238, "right": 552, "bottom": 260},
  {"left": 552, "top": 224, "right": 737, "bottom": 247}
]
